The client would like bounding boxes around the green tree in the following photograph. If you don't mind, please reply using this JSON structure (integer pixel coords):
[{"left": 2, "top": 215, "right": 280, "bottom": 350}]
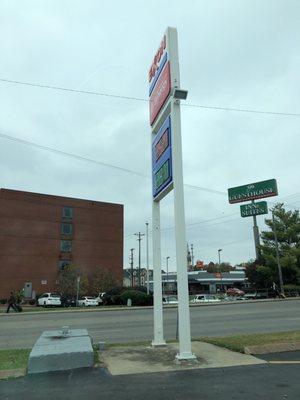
[
  {"left": 57, "top": 264, "right": 89, "bottom": 297},
  {"left": 90, "top": 267, "right": 120, "bottom": 295},
  {"left": 248, "top": 204, "right": 300, "bottom": 288}
]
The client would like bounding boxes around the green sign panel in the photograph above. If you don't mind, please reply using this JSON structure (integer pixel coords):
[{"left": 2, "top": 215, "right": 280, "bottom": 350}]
[
  {"left": 228, "top": 179, "right": 278, "bottom": 204},
  {"left": 240, "top": 201, "right": 268, "bottom": 218},
  {"left": 155, "top": 160, "right": 170, "bottom": 190}
]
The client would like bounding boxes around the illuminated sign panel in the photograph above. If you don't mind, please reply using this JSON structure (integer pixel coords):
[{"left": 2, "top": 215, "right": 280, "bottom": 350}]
[
  {"left": 155, "top": 160, "right": 170, "bottom": 189},
  {"left": 149, "top": 61, "right": 171, "bottom": 125},
  {"left": 155, "top": 129, "right": 169, "bottom": 161},
  {"left": 152, "top": 116, "right": 172, "bottom": 200},
  {"left": 149, "top": 35, "right": 167, "bottom": 92}
]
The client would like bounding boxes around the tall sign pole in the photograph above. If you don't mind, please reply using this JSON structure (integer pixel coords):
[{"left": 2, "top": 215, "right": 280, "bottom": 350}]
[
  {"left": 146, "top": 222, "right": 150, "bottom": 295},
  {"left": 171, "top": 88, "right": 195, "bottom": 360},
  {"left": 251, "top": 200, "right": 261, "bottom": 260},
  {"left": 152, "top": 201, "right": 165, "bottom": 345},
  {"left": 149, "top": 27, "right": 195, "bottom": 359}
]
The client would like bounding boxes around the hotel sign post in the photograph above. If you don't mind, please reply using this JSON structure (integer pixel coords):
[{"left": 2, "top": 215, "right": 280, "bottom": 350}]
[
  {"left": 149, "top": 27, "right": 195, "bottom": 360},
  {"left": 228, "top": 179, "right": 278, "bottom": 260}
]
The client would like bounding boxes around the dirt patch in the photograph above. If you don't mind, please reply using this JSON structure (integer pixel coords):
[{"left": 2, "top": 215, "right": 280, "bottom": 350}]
[{"left": 107, "top": 345, "right": 202, "bottom": 366}]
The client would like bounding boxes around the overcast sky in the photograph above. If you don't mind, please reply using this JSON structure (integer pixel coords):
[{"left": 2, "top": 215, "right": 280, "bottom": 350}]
[{"left": 1, "top": 0, "right": 299, "bottom": 271}]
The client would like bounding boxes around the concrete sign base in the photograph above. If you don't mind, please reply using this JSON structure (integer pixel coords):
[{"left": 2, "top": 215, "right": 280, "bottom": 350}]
[{"left": 28, "top": 329, "right": 94, "bottom": 374}]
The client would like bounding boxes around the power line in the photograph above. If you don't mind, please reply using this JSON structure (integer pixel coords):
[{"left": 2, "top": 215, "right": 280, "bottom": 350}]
[
  {"left": 0, "top": 131, "right": 147, "bottom": 178},
  {"left": 0, "top": 78, "right": 146, "bottom": 103},
  {"left": 182, "top": 103, "right": 300, "bottom": 117},
  {"left": 0, "top": 130, "right": 225, "bottom": 195},
  {"left": 1, "top": 77, "right": 300, "bottom": 117}
]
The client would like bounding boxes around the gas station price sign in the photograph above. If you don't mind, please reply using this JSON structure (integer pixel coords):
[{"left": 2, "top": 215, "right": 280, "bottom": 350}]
[
  {"left": 155, "top": 129, "right": 169, "bottom": 161},
  {"left": 155, "top": 160, "right": 170, "bottom": 188},
  {"left": 152, "top": 115, "right": 173, "bottom": 201}
]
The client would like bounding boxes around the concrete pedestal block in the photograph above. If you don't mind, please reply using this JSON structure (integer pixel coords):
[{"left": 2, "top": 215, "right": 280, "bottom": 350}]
[{"left": 28, "top": 329, "right": 94, "bottom": 374}]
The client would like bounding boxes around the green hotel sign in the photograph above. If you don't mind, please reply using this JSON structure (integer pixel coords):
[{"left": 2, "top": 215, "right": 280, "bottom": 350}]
[
  {"left": 240, "top": 201, "right": 268, "bottom": 218},
  {"left": 228, "top": 179, "right": 278, "bottom": 204}
]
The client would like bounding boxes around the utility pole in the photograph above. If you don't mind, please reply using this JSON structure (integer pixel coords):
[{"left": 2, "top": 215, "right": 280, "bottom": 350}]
[
  {"left": 190, "top": 244, "right": 194, "bottom": 267},
  {"left": 272, "top": 211, "right": 285, "bottom": 297},
  {"left": 252, "top": 200, "right": 261, "bottom": 261},
  {"left": 130, "top": 248, "right": 134, "bottom": 287},
  {"left": 146, "top": 222, "right": 150, "bottom": 294},
  {"left": 134, "top": 232, "right": 145, "bottom": 286}
]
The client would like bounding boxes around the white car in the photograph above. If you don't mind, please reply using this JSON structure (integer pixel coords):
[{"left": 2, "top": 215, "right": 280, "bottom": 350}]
[
  {"left": 37, "top": 293, "right": 61, "bottom": 307},
  {"left": 95, "top": 292, "right": 105, "bottom": 305},
  {"left": 163, "top": 296, "right": 178, "bottom": 305},
  {"left": 191, "top": 294, "right": 221, "bottom": 303},
  {"left": 78, "top": 296, "right": 99, "bottom": 307}
]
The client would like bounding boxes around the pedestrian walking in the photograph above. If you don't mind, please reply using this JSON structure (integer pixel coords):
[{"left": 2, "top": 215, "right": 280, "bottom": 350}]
[{"left": 6, "top": 291, "right": 18, "bottom": 313}]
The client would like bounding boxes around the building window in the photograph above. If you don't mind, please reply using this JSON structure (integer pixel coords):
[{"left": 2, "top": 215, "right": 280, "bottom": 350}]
[
  {"left": 60, "top": 240, "right": 72, "bottom": 252},
  {"left": 61, "top": 223, "right": 73, "bottom": 235},
  {"left": 62, "top": 206, "right": 73, "bottom": 219},
  {"left": 58, "top": 260, "right": 70, "bottom": 270}
]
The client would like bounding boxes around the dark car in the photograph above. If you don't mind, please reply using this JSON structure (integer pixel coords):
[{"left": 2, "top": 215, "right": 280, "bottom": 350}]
[{"left": 60, "top": 296, "right": 77, "bottom": 307}]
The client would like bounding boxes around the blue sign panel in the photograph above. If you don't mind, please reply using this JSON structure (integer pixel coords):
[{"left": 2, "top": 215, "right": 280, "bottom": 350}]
[{"left": 152, "top": 115, "right": 173, "bottom": 200}]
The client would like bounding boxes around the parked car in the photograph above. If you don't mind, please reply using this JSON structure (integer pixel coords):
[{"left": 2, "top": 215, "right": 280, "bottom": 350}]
[
  {"left": 163, "top": 296, "right": 178, "bottom": 305},
  {"left": 60, "top": 295, "right": 77, "bottom": 307},
  {"left": 37, "top": 293, "right": 61, "bottom": 307},
  {"left": 95, "top": 292, "right": 105, "bottom": 305},
  {"left": 191, "top": 294, "right": 221, "bottom": 303},
  {"left": 77, "top": 296, "right": 99, "bottom": 307},
  {"left": 226, "top": 288, "right": 245, "bottom": 296}
]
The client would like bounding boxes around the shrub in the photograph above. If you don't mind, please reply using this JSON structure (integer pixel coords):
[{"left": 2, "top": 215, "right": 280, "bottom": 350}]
[
  {"left": 101, "top": 287, "right": 153, "bottom": 306},
  {"left": 120, "top": 290, "right": 153, "bottom": 306},
  {"left": 0, "top": 298, "right": 7, "bottom": 304}
]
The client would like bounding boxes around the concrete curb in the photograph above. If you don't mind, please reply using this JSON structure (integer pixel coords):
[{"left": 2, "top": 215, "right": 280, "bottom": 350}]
[
  {"left": 0, "top": 368, "right": 26, "bottom": 380},
  {"left": 244, "top": 341, "right": 300, "bottom": 355},
  {"left": 0, "top": 296, "right": 299, "bottom": 317}
]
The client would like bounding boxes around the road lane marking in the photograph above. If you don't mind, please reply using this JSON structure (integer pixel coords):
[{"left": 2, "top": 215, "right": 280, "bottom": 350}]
[{"left": 268, "top": 361, "right": 300, "bottom": 364}]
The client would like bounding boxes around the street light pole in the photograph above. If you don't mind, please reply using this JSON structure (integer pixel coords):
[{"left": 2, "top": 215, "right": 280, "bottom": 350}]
[
  {"left": 146, "top": 222, "right": 150, "bottom": 294},
  {"left": 190, "top": 244, "right": 194, "bottom": 267},
  {"left": 272, "top": 211, "right": 285, "bottom": 297},
  {"left": 166, "top": 256, "right": 170, "bottom": 294},
  {"left": 218, "top": 249, "right": 223, "bottom": 293}
]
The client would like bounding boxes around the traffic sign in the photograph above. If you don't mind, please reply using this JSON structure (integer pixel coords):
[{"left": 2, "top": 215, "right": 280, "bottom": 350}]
[
  {"left": 240, "top": 201, "right": 268, "bottom": 218},
  {"left": 228, "top": 179, "right": 278, "bottom": 204}
]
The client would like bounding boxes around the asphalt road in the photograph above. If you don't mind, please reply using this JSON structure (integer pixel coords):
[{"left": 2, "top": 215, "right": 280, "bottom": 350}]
[
  {"left": 1, "top": 363, "right": 300, "bottom": 400},
  {"left": 0, "top": 300, "right": 299, "bottom": 349}
]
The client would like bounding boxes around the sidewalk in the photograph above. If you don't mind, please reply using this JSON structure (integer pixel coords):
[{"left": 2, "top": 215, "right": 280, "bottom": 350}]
[{"left": 100, "top": 341, "right": 266, "bottom": 375}]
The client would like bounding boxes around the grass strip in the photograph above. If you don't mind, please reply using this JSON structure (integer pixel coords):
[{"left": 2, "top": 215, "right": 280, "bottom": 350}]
[
  {"left": 198, "top": 330, "right": 300, "bottom": 353},
  {"left": 0, "top": 349, "right": 31, "bottom": 371}
]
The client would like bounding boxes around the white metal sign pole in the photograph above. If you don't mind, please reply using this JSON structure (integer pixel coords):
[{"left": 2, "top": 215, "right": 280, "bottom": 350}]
[
  {"left": 168, "top": 28, "right": 196, "bottom": 360},
  {"left": 151, "top": 200, "right": 166, "bottom": 346}
]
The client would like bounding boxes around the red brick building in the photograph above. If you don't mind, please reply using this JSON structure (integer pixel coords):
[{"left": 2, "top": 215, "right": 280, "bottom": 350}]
[{"left": 0, "top": 188, "right": 123, "bottom": 299}]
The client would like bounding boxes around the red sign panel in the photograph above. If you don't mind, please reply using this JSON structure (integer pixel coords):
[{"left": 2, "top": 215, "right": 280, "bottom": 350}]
[{"left": 149, "top": 61, "right": 171, "bottom": 125}]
